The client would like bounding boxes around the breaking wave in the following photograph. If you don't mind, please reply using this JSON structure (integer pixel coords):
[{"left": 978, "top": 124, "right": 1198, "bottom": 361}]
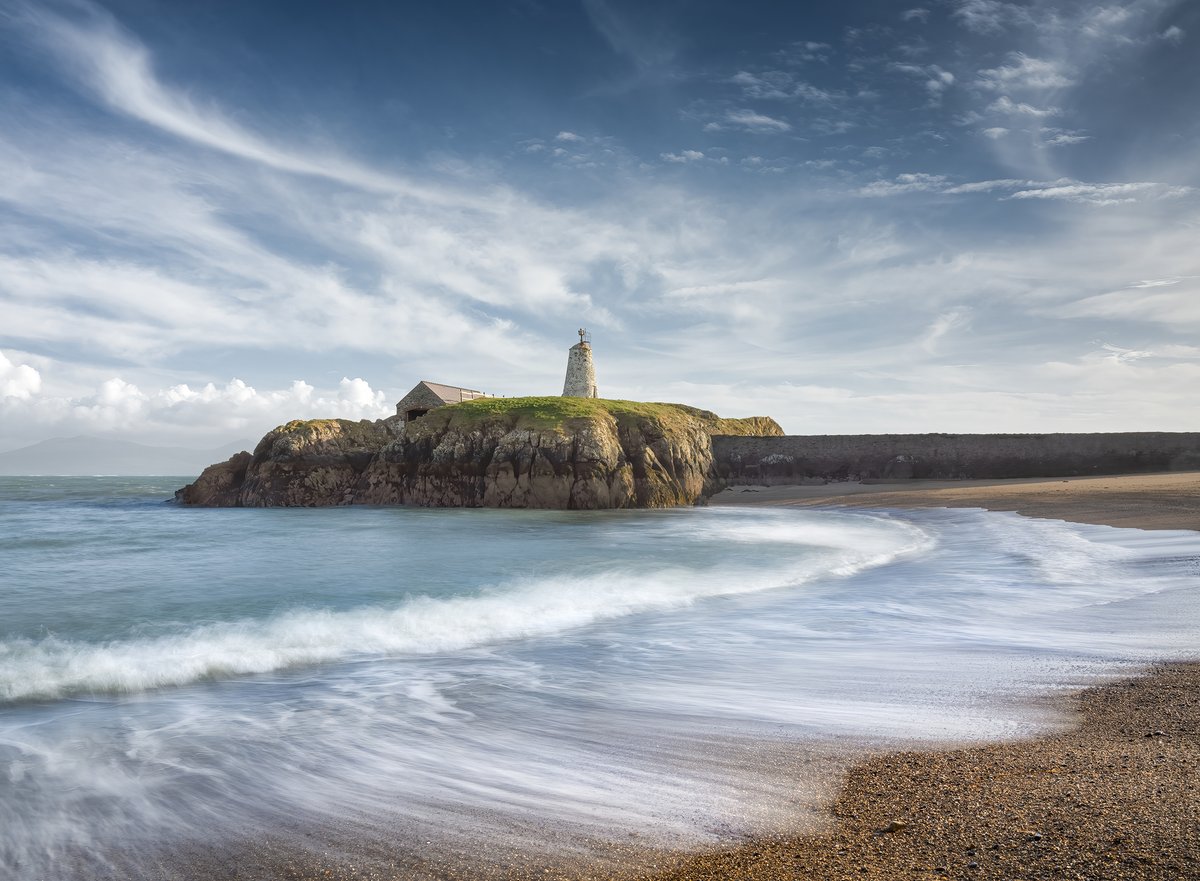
[{"left": 0, "top": 512, "right": 929, "bottom": 702}]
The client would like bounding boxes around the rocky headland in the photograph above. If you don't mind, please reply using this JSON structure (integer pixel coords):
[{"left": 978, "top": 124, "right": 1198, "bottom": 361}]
[{"left": 176, "top": 397, "right": 783, "bottom": 508}]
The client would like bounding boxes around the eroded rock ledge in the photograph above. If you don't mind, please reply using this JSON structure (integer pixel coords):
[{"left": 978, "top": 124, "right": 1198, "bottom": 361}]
[{"left": 176, "top": 397, "right": 783, "bottom": 509}]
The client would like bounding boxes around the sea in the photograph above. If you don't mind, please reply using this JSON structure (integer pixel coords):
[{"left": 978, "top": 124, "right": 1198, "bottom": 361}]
[{"left": 1, "top": 476, "right": 1199, "bottom": 879}]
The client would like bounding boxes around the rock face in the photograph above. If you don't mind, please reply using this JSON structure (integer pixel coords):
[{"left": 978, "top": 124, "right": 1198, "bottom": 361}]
[{"left": 176, "top": 399, "right": 783, "bottom": 509}]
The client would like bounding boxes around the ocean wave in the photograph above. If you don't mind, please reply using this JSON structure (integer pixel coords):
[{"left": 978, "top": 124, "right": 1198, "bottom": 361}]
[{"left": 0, "top": 513, "right": 929, "bottom": 702}]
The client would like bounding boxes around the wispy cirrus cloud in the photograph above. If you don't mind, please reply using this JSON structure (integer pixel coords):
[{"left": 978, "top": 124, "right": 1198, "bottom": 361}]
[
  {"left": 953, "top": 0, "right": 1037, "bottom": 34},
  {"left": 12, "top": 1, "right": 445, "bottom": 200},
  {"left": 860, "top": 174, "right": 1193, "bottom": 205},
  {"left": 730, "top": 70, "right": 839, "bottom": 102},
  {"left": 857, "top": 173, "right": 949, "bottom": 196},
  {"left": 988, "top": 95, "right": 1059, "bottom": 117},
  {"left": 976, "top": 53, "right": 1075, "bottom": 91},
  {"left": 921, "top": 307, "right": 972, "bottom": 354},
  {"left": 1008, "top": 181, "right": 1189, "bottom": 204},
  {"left": 707, "top": 109, "right": 793, "bottom": 133}
]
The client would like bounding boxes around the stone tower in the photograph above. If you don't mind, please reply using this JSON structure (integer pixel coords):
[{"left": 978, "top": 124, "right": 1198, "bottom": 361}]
[{"left": 562, "top": 328, "right": 598, "bottom": 398}]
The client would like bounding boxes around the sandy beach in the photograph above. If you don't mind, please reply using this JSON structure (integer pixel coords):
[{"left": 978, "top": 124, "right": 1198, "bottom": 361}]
[
  {"left": 640, "top": 662, "right": 1200, "bottom": 881},
  {"left": 710, "top": 471, "right": 1200, "bottom": 531},
  {"left": 649, "top": 471, "right": 1200, "bottom": 881}
]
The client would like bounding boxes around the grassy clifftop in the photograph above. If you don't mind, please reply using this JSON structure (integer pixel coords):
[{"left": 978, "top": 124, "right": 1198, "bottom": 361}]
[
  {"left": 423, "top": 396, "right": 783, "bottom": 436},
  {"left": 181, "top": 399, "right": 783, "bottom": 507}
]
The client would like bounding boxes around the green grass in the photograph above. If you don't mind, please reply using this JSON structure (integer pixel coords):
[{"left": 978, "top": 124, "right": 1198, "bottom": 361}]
[
  {"left": 270, "top": 399, "right": 782, "bottom": 439},
  {"left": 432, "top": 396, "right": 781, "bottom": 435}
]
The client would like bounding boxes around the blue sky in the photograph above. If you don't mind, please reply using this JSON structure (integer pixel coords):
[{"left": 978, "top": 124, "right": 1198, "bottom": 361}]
[{"left": 0, "top": 0, "right": 1197, "bottom": 448}]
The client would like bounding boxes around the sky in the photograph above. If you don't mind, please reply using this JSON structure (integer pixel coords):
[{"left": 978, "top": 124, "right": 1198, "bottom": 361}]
[{"left": 0, "top": 0, "right": 1198, "bottom": 449}]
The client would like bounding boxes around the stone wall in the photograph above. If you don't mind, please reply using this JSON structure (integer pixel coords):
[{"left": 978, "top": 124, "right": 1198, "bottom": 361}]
[
  {"left": 711, "top": 432, "right": 1200, "bottom": 483},
  {"left": 395, "top": 384, "right": 447, "bottom": 419}
]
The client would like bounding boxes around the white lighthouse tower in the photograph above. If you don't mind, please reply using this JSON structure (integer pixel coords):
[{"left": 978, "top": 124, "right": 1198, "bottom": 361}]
[{"left": 562, "top": 328, "right": 599, "bottom": 398}]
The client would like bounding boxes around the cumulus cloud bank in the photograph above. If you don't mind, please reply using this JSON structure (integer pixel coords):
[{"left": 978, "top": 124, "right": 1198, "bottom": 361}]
[
  {"left": 0, "top": 352, "right": 42, "bottom": 400},
  {"left": 0, "top": 350, "right": 392, "bottom": 448}
]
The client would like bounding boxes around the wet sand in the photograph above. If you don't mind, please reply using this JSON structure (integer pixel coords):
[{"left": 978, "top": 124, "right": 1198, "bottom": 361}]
[
  {"left": 640, "top": 662, "right": 1200, "bottom": 881},
  {"left": 711, "top": 471, "right": 1200, "bottom": 531},
  {"left": 182, "top": 665, "right": 1200, "bottom": 881}
]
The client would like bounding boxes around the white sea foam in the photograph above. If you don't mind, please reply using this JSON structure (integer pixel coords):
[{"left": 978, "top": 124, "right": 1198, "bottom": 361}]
[{"left": 0, "top": 512, "right": 928, "bottom": 702}]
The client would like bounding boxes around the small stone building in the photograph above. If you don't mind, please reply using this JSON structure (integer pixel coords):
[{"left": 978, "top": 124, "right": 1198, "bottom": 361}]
[{"left": 395, "top": 381, "right": 490, "bottom": 422}]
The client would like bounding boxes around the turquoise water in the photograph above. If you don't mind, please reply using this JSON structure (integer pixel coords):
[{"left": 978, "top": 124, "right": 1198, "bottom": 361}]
[{"left": 1, "top": 477, "right": 1198, "bottom": 877}]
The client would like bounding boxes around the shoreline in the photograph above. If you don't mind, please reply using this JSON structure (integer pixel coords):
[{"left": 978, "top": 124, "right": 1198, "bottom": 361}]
[
  {"left": 639, "top": 661, "right": 1200, "bottom": 881},
  {"left": 224, "top": 476, "right": 1200, "bottom": 881},
  {"left": 710, "top": 470, "right": 1200, "bottom": 531},
  {"left": 163, "top": 663, "right": 1200, "bottom": 881},
  {"left": 667, "top": 471, "right": 1200, "bottom": 880},
  {"left": 39, "top": 474, "right": 1200, "bottom": 880}
]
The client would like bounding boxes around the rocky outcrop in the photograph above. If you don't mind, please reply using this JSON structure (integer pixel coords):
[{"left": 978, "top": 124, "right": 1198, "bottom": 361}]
[
  {"left": 176, "top": 399, "right": 783, "bottom": 508},
  {"left": 175, "top": 418, "right": 395, "bottom": 507},
  {"left": 176, "top": 450, "right": 252, "bottom": 506}
]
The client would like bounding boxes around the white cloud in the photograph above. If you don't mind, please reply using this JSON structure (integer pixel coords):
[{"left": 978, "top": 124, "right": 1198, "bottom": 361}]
[
  {"left": 860, "top": 176, "right": 1193, "bottom": 206},
  {"left": 1098, "top": 343, "right": 1153, "bottom": 363},
  {"left": 890, "top": 63, "right": 956, "bottom": 99},
  {"left": 921, "top": 308, "right": 971, "bottom": 354},
  {"left": 0, "top": 351, "right": 42, "bottom": 399},
  {"left": 988, "top": 96, "right": 1058, "bottom": 117},
  {"left": 953, "top": 0, "right": 1036, "bottom": 33},
  {"left": 1058, "top": 277, "right": 1200, "bottom": 326},
  {"left": 977, "top": 54, "right": 1074, "bottom": 91},
  {"left": 1130, "top": 277, "right": 1186, "bottom": 289},
  {"left": 981, "top": 126, "right": 1009, "bottom": 139},
  {"left": 14, "top": 1, "right": 450, "bottom": 203},
  {"left": 555, "top": 131, "right": 584, "bottom": 142},
  {"left": 1081, "top": 5, "right": 1134, "bottom": 36},
  {"left": 0, "top": 10, "right": 679, "bottom": 364},
  {"left": 1043, "top": 130, "right": 1090, "bottom": 146},
  {"left": 776, "top": 41, "right": 832, "bottom": 65},
  {"left": 1161, "top": 25, "right": 1185, "bottom": 44},
  {"left": 941, "top": 178, "right": 1031, "bottom": 194},
  {"left": 723, "top": 109, "right": 792, "bottom": 132},
  {"left": 902, "top": 8, "right": 930, "bottom": 23},
  {"left": 1008, "top": 181, "right": 1191, "bottom": 205},
  {"left": 857, "top": 173, "right": 949, "bottom": 196},
  {"left": 730, "top": 70, "right": 837, "bottom": 102},
  {"left": 0, "top": 362, "right": 395, "bottom": 446},
  {"left": 661, "top": 150, "right": 706, "bottom": 163},
  {"left": 3, "top": 0, "right": 1199, "bottom": 445}
]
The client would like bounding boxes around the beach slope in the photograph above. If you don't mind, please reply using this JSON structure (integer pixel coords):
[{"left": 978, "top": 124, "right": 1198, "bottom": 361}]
[{"left": 644, "top": 662, "right": 1200, "bottom": 881}]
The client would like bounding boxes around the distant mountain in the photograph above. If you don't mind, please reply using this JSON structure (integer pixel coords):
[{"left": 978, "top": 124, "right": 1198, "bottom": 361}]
[{"left": 0, "top": 436, "right": 253, "bottom": 476}]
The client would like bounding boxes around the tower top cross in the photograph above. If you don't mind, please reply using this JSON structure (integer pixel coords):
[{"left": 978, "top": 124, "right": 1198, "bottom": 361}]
[{"left": 578, "top": 328, "right": 588, "bottom": 344}]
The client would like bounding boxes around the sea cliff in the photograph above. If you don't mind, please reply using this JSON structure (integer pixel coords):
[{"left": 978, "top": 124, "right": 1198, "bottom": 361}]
[{"left": 176, "top": 398, "right": 783, "bottom": 509}]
